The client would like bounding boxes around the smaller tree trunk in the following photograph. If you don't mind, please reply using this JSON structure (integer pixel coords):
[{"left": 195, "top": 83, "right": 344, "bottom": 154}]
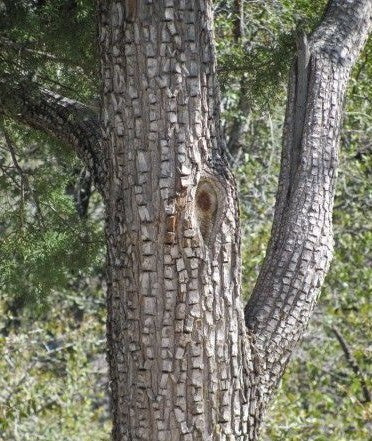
[{"left": 245, "top": 0, "right": 371, "bottom": 402}]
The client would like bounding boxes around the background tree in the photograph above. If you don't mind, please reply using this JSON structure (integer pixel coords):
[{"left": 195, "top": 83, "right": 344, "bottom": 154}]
[{"left": 0, "top": 1, "right": 371, "bottom": 440}]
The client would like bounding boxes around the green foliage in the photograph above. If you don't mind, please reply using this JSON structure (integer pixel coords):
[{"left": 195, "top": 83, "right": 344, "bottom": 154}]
[
  {"left": 0, "top": 120, "right": 104, "bottom": 315},
  {"left": 0, "top": 287, "right": 109, "bottom": 441},
  {"left": 215, "top": 0, "right": 327, "bottom": 108},
  {"left": 0, "top": 0, "right": 97, "bottom": 101}
]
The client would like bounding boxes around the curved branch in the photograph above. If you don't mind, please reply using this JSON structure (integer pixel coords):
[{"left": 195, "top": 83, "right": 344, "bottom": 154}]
[
  {"left": 244, "top": 0, "right": 371, "bottom": 396},
  {"left": 0, "top": 75, "right": 105, "bottom": 193}
]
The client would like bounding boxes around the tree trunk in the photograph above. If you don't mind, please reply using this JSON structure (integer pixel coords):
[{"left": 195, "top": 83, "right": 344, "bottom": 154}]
[
  {"left": 98, "top": 1, "right": 261, "bottom": 439},
  {"left": 0, "top": 0, "right": 370, "bottom": 440}
]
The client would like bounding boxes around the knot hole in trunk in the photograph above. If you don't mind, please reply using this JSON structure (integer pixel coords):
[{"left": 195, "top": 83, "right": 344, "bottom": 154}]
[{"left": 195, "top": 180, "right": 218, "bottom": 243}]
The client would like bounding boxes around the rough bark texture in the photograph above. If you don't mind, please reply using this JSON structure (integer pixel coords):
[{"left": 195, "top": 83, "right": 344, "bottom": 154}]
[
  {"left": 0, "top": 76, "right": 105, "bottom": 190},
  {"left": 245, "top": 0, "right": 371, "bottom": 403},
  {"left": 98, "top": 1, "right": 261, "bottom": 439},
  {"left": 0, "top": 0, "right": 370, "bottom": 440}
]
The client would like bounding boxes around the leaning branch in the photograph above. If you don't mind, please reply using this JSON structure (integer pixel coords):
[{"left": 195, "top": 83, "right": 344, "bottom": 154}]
[
  {"left": 0, "top": 75, "right": 105, "bottom": 192},
  {"left": 244, "top": 0, "right": 371, "bottom": 397}
]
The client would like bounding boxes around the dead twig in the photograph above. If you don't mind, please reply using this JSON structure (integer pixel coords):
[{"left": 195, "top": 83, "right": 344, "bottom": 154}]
[{"left": 332, "top": 326, "right": 371, "bottom": 403}]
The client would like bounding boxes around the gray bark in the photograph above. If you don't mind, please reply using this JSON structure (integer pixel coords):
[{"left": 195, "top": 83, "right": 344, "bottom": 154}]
[
  {"left": 0, "top": 0, "right": 370, "bottom": 440},
  {"left": 0, "top": 76, "right": 105, "bottom": 191},
  {"left": 98, "top": 1, "right": 261, "bottom": 439},
  {"left": 244, "top": 0, "right": 371, "bottom": 403}
]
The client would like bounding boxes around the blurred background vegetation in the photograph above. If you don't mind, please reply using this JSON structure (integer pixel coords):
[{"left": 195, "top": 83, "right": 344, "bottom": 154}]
[{"left": 0, "top": 1, "right": 370, "bottom": 440}]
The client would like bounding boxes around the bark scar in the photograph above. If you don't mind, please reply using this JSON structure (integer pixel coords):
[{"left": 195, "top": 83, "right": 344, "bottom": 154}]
[{"left": 195, "top": 179, "right": 218, "bottom": 243}]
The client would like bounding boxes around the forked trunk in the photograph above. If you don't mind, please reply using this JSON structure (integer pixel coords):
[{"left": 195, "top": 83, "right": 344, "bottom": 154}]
[
  {"left": 1, "top": 1, "right": 369, "bottom": 440},
  {"left": 97, "top": 1, "right": 371, "bottom": 440}
]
